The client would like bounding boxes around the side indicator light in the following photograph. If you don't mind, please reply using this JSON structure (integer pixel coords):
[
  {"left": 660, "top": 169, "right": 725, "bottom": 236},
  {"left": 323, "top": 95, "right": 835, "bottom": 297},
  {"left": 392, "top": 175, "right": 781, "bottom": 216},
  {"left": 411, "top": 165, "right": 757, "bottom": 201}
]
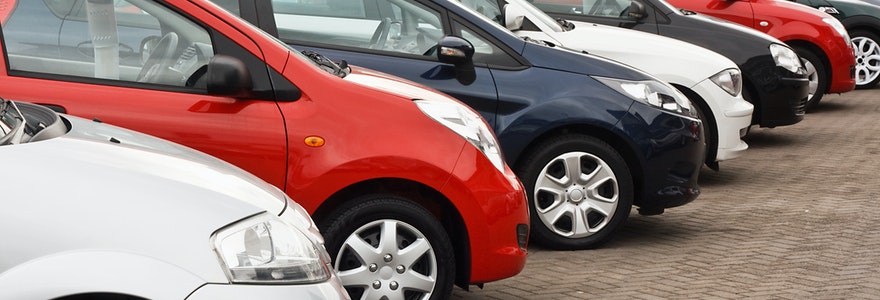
[{"left": 304, "top": 136, "right": 325, "bottom": 147}]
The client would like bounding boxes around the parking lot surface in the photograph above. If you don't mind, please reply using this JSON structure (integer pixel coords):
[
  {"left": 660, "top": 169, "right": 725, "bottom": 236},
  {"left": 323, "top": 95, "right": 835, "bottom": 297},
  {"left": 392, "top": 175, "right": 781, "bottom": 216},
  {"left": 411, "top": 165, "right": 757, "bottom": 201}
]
[{"left": 452, "top": 88, "right": 880, "bottom": 299}]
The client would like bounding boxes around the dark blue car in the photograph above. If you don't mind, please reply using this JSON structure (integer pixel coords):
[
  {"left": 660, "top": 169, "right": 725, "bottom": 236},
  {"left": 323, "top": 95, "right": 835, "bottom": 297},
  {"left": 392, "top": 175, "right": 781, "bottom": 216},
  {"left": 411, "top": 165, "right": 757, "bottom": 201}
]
[{"left": 216, "top": 0, "right": 704, "bottom": 252}]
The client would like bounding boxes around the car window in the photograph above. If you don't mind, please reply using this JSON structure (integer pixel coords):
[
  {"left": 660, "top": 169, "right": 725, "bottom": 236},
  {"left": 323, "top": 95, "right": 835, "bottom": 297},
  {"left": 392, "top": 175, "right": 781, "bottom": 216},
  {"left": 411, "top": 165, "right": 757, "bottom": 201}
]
[
  {"left": 3, "top": 0, "right": 215, "bottom": 89},
  {"left": 271, "top": 0, "right": 443, "bottom": 56},
  {"left": 532, "top": 0, "right": 631, "bottom": 18}
]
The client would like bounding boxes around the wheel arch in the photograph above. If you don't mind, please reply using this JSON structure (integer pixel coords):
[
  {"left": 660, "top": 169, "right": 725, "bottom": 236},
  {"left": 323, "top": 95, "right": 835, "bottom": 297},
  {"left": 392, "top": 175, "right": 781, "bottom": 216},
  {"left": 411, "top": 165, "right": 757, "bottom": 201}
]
[
  {"left": 310, "top": 178, "right": 472, "bottom": 288},
  {"left": 786, "top": 39, "right": 832, "bottom": 92},
  {"left": 671, "top": 83, "right": 716, "bottom": 164},
  {"left": 840, "top": 15, "right": 880, "bottom": 35},
  {"left": 510, "top": 124, "right": 646, "bottom": 207}
]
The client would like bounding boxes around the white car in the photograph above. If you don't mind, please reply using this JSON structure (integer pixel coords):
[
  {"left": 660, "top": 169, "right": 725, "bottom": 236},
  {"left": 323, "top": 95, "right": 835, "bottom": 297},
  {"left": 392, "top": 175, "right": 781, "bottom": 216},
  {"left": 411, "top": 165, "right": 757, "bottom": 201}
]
[
  {"left": 465, "top": 0, "right": 754, "bottom": 169},
  {"left": 0, "top": 99, "right": 348, "bottom": 300}
]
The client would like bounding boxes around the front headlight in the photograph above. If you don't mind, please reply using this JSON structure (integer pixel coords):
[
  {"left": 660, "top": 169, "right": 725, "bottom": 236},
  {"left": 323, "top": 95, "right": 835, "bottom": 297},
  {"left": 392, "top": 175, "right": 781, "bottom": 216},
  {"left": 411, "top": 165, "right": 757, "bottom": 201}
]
[
  {"left": 770, "top": 43, "right": 802, "bottom": 74},
  {"left": 823, "top": 17, "right": 851, "bottom": 47},
  {"left": 709, "top": 68, "right": 742, "bottom": 97},
  {"left": 593, "top": 76, "right": 696, "bottom": 118},
  {"left": 415, "top": 98, "right": 506, "bottom": 172},
  {"left": 212, "top": 213, "right": 331, "bottom": 284}
]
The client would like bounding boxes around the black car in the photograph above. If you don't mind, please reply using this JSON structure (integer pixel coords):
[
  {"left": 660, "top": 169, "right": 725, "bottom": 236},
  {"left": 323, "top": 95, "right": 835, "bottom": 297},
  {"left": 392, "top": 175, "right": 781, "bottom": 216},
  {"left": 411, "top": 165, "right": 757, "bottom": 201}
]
[{"left": 531, "top": 0, "right": 809, "bottom": 128}]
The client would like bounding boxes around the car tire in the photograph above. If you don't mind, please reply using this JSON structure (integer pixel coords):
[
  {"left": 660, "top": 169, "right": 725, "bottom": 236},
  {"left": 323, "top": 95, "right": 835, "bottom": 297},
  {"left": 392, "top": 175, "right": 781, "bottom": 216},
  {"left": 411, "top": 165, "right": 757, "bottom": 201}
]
[
  {"left": 319, "top": 195, "right": 455, "bottom": 300},
  {"left": 516, "top": 134, "right": 633, "bottom": 250},
  {"left": 795, "top": 48, "right": 827, "bottom": 111},
  {"left": 851, "top": 29, "right": 880, "bottom": 89}
]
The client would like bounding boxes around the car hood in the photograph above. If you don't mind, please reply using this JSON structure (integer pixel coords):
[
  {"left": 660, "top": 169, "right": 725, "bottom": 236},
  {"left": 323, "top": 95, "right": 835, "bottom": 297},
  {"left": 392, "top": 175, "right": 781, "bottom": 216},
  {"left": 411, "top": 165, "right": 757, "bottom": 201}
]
[
  {"left": 517, "top": 21, "right": 738, "bottom": 87},
  {"left": 0, "top": 114, "right": 292, "bottom": 282},
  {"left": 344, "top": 66, "right": 455, "bottom": 102}
]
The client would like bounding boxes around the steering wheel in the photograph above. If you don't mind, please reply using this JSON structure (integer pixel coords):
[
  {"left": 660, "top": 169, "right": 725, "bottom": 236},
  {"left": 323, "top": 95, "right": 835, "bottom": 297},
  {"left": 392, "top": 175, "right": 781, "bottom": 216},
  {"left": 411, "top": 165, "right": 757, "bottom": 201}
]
[
  {"left": 369, "top": 18, "right": 392, "bottom": 50},
  {"left": 137, "top": 32, "right": 179, "bottom": 83}
]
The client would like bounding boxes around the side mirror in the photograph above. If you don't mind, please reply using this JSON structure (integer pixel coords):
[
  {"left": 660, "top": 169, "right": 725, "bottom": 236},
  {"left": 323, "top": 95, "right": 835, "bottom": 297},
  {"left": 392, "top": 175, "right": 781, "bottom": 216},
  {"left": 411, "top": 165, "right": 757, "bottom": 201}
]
[
  {"left": 436, "top": 36, "right": 476, "bottom": 85},
  {"left": 625, "top": 1, "right": 647, "bottom": 19},
  {"left": 503, "top": 3, "right": 528, "bottom": 30},
  {"left": 206, "top": 54, "right": 253, "bottom": 97}
]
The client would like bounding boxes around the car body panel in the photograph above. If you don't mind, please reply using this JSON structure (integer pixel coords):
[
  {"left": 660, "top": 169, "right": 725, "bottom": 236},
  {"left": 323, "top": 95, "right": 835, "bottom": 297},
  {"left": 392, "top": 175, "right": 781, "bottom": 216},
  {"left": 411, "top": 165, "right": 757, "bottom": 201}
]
[
  {"left": 792, "top": 0, "right": 880, "bottom": 87},
  {"left": 529, "top": 0, "right": 810, "bottom": 127},
  {"left": 666, "top": 0, "right": 856, "bottom": 94},
  {"left": 495, "top": 0, "right": 751, "bottom": 163}
]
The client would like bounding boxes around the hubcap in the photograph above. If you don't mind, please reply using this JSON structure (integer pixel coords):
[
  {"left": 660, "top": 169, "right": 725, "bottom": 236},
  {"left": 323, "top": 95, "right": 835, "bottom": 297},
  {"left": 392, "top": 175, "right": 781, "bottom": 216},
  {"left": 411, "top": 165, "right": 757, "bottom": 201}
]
[
  {"left": 802, "top": 58, "right": 818, "bottom": 101},
  {"left": 853, "top": 36, "right": 880, "bottom": 86},
  {"left": 533, "top": 152, "right": 619, "bottom": 239},
  {"left": 335, "top": 220, "right": 437, "bottom": 300}
]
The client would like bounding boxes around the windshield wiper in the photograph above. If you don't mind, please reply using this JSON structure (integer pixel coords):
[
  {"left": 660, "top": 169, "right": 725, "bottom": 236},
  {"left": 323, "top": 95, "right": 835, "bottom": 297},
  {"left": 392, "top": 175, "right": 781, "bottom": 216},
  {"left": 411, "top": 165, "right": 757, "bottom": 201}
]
[{"left": 301, "top": 50, "right": 351, "bottom": 78}]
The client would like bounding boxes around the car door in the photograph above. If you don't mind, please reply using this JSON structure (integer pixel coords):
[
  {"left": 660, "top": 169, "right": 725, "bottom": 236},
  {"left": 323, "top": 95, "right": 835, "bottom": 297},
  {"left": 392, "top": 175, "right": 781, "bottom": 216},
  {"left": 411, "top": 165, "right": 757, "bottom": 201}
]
[
  {"left": 0, "top": 0, "right": 289, "bottom": 188},
  {"left": 666, "top": 0, "right": 756, "bottom": 28},
  {"left": 230, "top": 0, "right": 507, "bottom": 127}
]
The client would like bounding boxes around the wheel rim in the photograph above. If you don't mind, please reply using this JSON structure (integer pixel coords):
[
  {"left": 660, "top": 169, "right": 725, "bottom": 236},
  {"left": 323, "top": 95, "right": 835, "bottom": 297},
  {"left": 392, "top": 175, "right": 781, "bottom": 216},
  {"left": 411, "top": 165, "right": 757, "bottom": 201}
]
[
  {"left": 801, "top": 57, "right": 819, "bottom": 101},
  {"left": 853, "top": 36, "right": 880, "bottom": 86},
  {"left": 335, "top": 219, "right": 437, "bottom": 300},
  {"left": 533, "top": 151, "right": 619, "bottom": 239}
]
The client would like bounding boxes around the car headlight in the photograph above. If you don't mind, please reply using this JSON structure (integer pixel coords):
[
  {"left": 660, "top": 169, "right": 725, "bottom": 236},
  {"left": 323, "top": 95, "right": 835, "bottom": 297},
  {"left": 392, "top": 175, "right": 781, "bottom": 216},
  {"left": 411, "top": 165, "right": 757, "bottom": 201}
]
[
  {"left": 823, "top": 17, "right": 851, "bottom": 47},
  {"left": 593, "top": 76, "right": 696, "bottom": 118},
  {"left": 770, "top": 43, "right": 802, "bottom": 74},
  {"left": 415, "top": 98, "right": 506, "bottom": 172},
  {"left": 709, "top": 68, "right": 742, "bottom": 97},
  {"left": 212, "top": 213, "right": 332, "bottom": 284}
]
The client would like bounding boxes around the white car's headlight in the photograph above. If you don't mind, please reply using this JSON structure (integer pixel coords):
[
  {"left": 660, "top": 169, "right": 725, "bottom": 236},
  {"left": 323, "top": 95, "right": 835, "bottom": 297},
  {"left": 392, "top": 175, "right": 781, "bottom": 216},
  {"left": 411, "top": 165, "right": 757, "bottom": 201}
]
[
  {"left": 770, "top": 43, "right": 802, "bottom": 73},
  {"left": 213, "top": 213, "right": 331, "bottom": 284},
  {"left": 823, "top": 17, "right": 851, "bottom": 47},
  {"left": 593, "top": 76, "right": 696, "bottom": 118},
  {"left": 415, "top": 98, "right": 506, "bottom": 172},
  {"left": 710, "top": 68, "right": 743, "bottom": 97}
]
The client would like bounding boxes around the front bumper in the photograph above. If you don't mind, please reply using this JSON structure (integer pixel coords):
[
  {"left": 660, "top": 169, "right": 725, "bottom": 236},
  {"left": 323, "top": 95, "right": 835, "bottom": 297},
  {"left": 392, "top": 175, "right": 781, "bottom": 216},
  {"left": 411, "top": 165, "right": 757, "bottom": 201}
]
[
  {"left": 745, "top": 65, "right": 809, "bottom": 128},
  {"left": 187, "top": 280, "right": 349, "bottom": 300},
  {"left": 618, "top": 103, "right": 705, "bottom": 214},
  {"left": 441, "top": 142, "right": 529, "bottom": 284},
  {"left": 691, "top": 79, "right": 753, "bottom": 162}
]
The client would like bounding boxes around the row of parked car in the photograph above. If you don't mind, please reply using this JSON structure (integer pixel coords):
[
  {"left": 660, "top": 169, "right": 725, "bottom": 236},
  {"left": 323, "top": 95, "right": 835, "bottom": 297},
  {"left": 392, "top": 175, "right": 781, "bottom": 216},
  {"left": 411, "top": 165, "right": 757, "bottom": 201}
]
[{"left": 1, "top": 0, "right": 876, "bottom": 299}]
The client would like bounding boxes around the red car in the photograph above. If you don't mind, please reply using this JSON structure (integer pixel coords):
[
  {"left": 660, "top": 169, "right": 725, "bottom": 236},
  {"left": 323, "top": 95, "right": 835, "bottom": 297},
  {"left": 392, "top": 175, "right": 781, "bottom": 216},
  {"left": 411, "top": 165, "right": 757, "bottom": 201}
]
[
  {"left": 0, "top": 0, "right": 529, "bottom": 299},
  {"left": 667, "top": 0, "right": 856, "bottom": 110}
]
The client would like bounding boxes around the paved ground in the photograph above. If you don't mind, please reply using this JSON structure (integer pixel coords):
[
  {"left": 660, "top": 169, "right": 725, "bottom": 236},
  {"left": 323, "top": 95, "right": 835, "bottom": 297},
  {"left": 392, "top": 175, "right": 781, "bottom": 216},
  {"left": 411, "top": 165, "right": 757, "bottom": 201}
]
[{"left": 452, "top": 87, "right": 880, "bottom": 299}]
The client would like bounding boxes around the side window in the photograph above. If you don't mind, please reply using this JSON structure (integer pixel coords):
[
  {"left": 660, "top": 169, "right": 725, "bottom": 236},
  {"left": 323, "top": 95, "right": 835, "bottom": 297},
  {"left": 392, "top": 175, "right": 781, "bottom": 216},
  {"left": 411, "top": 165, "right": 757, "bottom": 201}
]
[
  {"left": 271, "top": 0, "right": 443, "bottom": 56},
  {"left": 532, "top": 0, "right": 630, "bottom": 18},
  {"left": 2, "top": 0, "right": 214, "bottom": 88}
]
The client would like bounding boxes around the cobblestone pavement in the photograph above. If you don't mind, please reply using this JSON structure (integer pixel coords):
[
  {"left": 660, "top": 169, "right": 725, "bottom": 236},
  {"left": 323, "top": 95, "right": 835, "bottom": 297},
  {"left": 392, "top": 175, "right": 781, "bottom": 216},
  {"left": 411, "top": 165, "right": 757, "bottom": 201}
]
[{"left": 452, "top": 88, "right": 880, "bottom": 299}]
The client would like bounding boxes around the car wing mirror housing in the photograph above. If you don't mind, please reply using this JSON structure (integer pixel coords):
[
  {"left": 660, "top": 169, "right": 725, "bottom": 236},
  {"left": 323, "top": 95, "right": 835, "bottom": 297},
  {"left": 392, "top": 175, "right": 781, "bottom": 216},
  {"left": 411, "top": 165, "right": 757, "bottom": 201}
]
[
  {"left": 207, "top": 54, "right": 253, "bottom": 97},
  {"left": 436, "top": 36, "right": 476, "bottom": 85},
  {"left": 503, "top": 3, "right": 528, "bottom": 30},
  {"left": 626, "top": 1, "right": 647, "bottom": 20}
]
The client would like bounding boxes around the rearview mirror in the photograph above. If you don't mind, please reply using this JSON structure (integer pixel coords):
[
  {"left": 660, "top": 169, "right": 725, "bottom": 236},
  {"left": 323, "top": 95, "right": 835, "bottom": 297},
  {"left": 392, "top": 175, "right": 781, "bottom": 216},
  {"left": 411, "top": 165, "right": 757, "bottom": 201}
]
[
  {"left": 436, "top": 36, "right": 476, "bottom": 85},
  {"left": 625, "top": 1, "right": 647, "bottom": 20},
  {"left": 206, "top": 55, "right": 253, "bottom": 97},
  {"left": 503, "top": 3, "right": 528, "bottom": 30}
]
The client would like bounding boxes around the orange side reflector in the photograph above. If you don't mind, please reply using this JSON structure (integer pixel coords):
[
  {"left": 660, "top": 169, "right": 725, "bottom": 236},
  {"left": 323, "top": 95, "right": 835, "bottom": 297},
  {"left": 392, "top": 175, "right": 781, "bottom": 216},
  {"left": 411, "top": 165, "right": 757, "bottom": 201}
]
[{"left": 304, "top": 136, "right": 325, "bottom": 147}]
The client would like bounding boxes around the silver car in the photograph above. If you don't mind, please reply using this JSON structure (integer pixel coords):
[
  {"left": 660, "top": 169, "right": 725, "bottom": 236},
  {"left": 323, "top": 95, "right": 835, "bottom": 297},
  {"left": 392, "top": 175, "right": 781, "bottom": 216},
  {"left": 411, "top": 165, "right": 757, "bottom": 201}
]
[{"left": 0, "top": 99, "right": 348, "bottom": 300}]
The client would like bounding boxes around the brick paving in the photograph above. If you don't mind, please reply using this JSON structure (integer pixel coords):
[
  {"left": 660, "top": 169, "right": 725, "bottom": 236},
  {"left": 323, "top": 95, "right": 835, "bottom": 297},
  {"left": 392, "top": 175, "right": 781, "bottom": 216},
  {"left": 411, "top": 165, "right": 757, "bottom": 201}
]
[{"left": 452, "top": 87, "right": 880, "bottom": 299}]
